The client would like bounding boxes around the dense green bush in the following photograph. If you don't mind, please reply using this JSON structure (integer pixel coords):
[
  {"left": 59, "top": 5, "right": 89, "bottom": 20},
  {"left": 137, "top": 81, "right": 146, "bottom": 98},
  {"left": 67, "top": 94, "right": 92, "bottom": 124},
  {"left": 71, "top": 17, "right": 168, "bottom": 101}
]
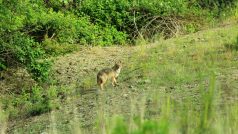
[
  {"left": 29, "top": 60, "right": 52, "bottom": 82},
  {"left": 77, "top": 0, "right": 189, "bottom": 39},
  {"left": 0, "top": 31, "right": 51, "bottom": 81},
  {"left": 0, "top": 1, "right": 51, "bottom": 81}
]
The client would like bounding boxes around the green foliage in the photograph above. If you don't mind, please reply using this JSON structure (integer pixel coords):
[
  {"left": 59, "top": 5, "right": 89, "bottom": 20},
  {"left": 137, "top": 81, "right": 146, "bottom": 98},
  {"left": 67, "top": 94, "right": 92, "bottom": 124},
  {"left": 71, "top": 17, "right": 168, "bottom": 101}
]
[
  {"left": 112, "top": 118, "right": 167, "bottom": 134},
  {"left": 134, "top": 120, "right": 163, "bottom": 134},
  {"left": 110, "top": 74, "right": 235, "bottom": 134},
  {"left": 1, "top": 0, "right": 128, "bottom": 81},
  {"left": 80, "top": 77, "right": 95, "bottom": 90},
  {"left": 29, "top": 60, "right": 52, "bottom": 82},
  {"left": 1, "top": 0, "right": 238, "bottom": 77},
  {"left": 1, "top": 0, "right": 238, "bottom": 122},
  {"left": 0, "top": 2, "right": 24, "bottom": 32},
  {"left": 19, "top": 3, "right": 127, "bottom": 45},
  {"left": 107, "top": 26, "right": 238, "bottom": 134},
  {"left": 27, "top": 86, "right": 53, "bottom": 116},
  {"left": 184, "top": 23, "right": 199, "bottom": 33},
  {"left": 236, "top": 35, "right": 238, "bottom": 49},
  {"left": 10, "top": 33, "right": 43, "bottom": 64},
  {"left": 42, "top": 39, "right": 80, "bottom": 56},
  {"left": 0, "top": 32, "right": 51, "bottom": 82},
  {"left": 2, "top": 85, "right": 69, "bottom": 118},
  {"left": 198, "top": 74, "right": 216, "bottom": 133},
  {"left": 79, "top": 0, "right": 131, "bottom": 31},
  {"left": 111, "top": 118, "right": 128, "bottom": 134},
  {"left": 194, "top": 0, "right": 237, "bottom": 9},
  {"left": 224, "top": 35, "right": 238, "bottom": 51},
  {"left": 78, "top": 0, "right": 189, "bottom": 39},
  {"left": 190, "top": 0, "right": 238, "bottom": 17}
]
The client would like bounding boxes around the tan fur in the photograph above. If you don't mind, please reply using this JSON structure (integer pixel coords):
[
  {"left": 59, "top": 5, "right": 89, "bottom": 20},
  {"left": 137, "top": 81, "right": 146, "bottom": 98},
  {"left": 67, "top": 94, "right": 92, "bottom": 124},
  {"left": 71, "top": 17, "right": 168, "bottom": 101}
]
[{"left": 97, "top": 61, "right": 122, "bottom": 90}]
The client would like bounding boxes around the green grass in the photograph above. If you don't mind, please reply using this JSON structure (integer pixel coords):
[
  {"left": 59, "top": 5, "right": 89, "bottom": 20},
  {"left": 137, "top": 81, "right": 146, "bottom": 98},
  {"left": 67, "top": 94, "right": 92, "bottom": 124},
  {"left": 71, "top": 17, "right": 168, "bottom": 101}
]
[
  {"left": 2, "top": 24, "right": 238, "bottom": 134},
  {"left": 107, "top": 24, "right": 238, "bottom": 134}
]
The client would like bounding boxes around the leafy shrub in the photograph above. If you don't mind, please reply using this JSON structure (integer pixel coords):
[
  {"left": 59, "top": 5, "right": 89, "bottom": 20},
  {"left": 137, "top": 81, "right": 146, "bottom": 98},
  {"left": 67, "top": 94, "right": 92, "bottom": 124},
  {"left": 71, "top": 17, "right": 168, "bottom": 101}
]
[
  {"left": 0, "top": 1, "right": 24, "bottom": 32},
  {"left": 27, "top": 86, "right": 52, "bottom": 116},
  {"left": 79, "top": 0, "right": 131, "bottom": 31},
  {"left": 10, "top": 33, "right": 44, "bottom": 64},
  {"left": 77, "top": 0, "right": 191, "bottom": 39},
  {"left": 0, "top": 32, "right": 51, "bottom": 82},
  {"left": 0, "top": 1, "right": 52, "bottom": 81},
  {"left": 2, "top": 85, "right": 70, "bottom": 118},
  {"left": 29, "top": 60, "right": 52, "bottom": 82},
  {"left": 23, "top": 6, "right": 127, "bottom": 45},
  {"left": 23, "top": 8, "right": 78, "bottom": 43}
]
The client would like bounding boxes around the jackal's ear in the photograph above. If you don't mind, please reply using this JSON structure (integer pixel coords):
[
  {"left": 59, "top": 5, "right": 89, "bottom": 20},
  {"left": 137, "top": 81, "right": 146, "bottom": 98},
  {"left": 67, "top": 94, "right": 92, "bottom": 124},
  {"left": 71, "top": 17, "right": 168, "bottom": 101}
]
[{"left": 116, "top": 60, "right": 122, "bottom": 64}]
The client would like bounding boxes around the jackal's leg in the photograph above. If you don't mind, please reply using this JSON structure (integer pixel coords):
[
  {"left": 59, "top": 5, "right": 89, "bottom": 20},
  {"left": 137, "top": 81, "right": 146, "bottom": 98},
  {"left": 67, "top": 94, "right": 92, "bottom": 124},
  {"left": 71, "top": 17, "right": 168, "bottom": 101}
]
[
  {"left": 100, "top": 83, "right": 104, "bottom": 90},
  {"left": 112, "top": 77, "right": 118, "bottom": 87}
]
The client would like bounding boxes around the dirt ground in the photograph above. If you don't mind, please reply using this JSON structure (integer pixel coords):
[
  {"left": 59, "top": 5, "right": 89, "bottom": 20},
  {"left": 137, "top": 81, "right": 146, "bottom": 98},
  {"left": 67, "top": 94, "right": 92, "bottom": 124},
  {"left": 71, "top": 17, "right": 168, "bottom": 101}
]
[{"left": 6, "top": 44, "right": 160, "bottom": 134}]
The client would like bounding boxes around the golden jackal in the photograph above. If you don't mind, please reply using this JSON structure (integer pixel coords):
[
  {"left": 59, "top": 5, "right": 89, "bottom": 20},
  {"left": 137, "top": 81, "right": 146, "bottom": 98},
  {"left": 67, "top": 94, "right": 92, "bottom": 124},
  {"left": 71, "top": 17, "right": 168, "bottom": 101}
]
[{"left": 97, "top": 61, "right": 122, "bottom": 90}]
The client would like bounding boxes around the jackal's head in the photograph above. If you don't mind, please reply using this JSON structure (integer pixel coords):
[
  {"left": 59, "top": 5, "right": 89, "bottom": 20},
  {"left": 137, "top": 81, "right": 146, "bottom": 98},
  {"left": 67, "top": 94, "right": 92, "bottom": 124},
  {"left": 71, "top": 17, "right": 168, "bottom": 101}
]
[{"left": 113, "top": 60, "right": 122, "bottom": 70}]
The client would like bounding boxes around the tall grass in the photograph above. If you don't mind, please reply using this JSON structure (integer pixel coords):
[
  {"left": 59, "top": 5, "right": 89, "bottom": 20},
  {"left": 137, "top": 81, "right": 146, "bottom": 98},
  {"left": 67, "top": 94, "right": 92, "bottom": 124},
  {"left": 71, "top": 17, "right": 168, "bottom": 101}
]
[
  {"left": 18, "top": 74, "right": 236, "bottom": 134},
  {"left": 101, "top": 74, "right": 236, "bottom": 134},
  {"left": 0, "top": 103, "right": 8, "bottom": 134}
]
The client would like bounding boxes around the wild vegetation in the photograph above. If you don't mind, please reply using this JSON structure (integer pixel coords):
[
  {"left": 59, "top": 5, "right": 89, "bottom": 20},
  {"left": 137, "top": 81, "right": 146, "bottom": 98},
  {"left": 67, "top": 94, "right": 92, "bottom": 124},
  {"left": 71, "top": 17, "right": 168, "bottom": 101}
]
[
  {"left": 1, "top": 0, "right": 238, "bottom": 77},
  {"left": 4, "top": 23, "right": 238, "bottom": 134},
  {"left": 0, "top": 0, "right": 238, "bottom": 134}
]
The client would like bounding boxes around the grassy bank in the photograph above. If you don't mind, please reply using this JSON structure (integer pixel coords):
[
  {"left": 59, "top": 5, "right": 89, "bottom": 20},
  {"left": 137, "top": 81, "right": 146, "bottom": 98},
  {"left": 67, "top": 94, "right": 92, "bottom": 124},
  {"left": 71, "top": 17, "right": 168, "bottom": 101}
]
[{"left": 3, "top": 23, "right": 238, "bottom": 134}]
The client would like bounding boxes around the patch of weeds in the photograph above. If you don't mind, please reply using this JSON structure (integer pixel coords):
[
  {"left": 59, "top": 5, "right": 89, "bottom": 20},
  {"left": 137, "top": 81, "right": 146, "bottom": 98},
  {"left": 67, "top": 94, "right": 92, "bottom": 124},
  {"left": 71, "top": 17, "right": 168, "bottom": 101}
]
[
  {"left": 0, "top": 103, "right": 8, "bottom": 133},
  {"left": 111, "top": 117, "right": 128, "bottom": 134},
  {"left": 42, "top": 38, "right": 80, "bottom": 56},
  {"left": 1, "top": 85, "right": 69, "bottom": 119},
  {"left": 27, "top": 86, "right": 62, "bottom": 116},
  {"left": 184, "top": 23, "right": 199, "bottom": 33},
  {"left": 79, "top": 76, "right": 95, "bottom": 90},
  {"left": 29, "top": 60, "right": 52, "bottom": 82},
  {"left": 224, "top": 36, "right": 238, "bottom": 51},
  {"left": 198, "top": 74, "right": 217, "bottom": 133}
]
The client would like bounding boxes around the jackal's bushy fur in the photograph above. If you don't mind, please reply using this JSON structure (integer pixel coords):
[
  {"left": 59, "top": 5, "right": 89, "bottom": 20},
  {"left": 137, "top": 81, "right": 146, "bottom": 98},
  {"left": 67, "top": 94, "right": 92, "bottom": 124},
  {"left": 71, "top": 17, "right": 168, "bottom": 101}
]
[{"left": 97, "top": 61, "right": 122, "bottom": 90}]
